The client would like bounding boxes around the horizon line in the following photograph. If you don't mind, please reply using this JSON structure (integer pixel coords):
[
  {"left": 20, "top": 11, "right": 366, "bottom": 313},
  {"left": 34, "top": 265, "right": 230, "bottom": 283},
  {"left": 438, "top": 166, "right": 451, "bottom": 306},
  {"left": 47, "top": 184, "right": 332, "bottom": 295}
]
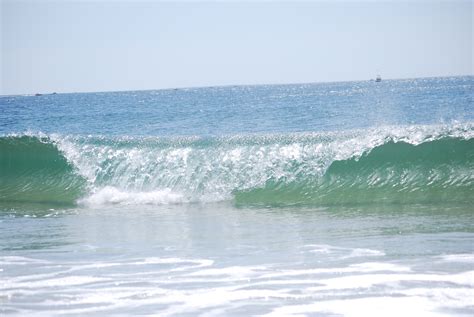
[{"left": 1, "top": 74, "right": 472, "bottom": 97}]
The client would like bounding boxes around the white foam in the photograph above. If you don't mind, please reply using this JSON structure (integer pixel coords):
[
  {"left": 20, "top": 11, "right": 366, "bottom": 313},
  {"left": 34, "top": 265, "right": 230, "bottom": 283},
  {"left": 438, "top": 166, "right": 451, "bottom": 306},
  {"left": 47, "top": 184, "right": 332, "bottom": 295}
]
[
  {"left": 3, "top": 253, "right": 473, "bottom": 317},
  {"left": 402, "top": 287, "right": 474, "bottom": 308},
  {"left": 438, "top": 253, "right": 474, "bottom": 263},
  {"left": 260, "top": 262, "right": 410, "bottom": 279},
  {"left": 3, "top": 276, "right": 108, "bottom": 290},
  {"left": 131, "top": 257, "right": 214, "bottom": 271},
  {"left": 263, "top": 296, "right": 448, "bottom": 317},
  {"left": 304, "top": 244, "right": 386, "bottom": 258},
  {"left": 309, "top": 271, "right": 474, "bottom": 291},
  {"left": 346, "top": 248, "right": 386, "bottom": 258},
  {"left": 0, "top": 256, "right": 50, "bottom": 265},
  {"left": 349, "top": 262, "right": 410, "bottom": 272},
  {"left": 187, "top": 266, "right": 266, "bottom": 278},
  {"left": 79, "top": 186, "right": 186, "bottom": 206}
]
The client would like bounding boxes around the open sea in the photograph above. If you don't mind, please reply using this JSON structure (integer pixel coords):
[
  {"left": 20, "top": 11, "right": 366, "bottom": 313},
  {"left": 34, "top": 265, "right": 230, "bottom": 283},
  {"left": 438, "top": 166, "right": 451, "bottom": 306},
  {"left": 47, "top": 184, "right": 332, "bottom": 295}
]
[{"left": 1, "top": 76, "right": 473, "bottom": 316}]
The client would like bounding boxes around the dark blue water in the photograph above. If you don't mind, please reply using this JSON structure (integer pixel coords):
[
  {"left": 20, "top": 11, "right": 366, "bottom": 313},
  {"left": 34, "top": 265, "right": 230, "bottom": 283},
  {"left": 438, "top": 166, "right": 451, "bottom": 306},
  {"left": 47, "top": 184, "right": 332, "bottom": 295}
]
[{"left": 1, "top": 76, "right": 472, "bottom": 136}]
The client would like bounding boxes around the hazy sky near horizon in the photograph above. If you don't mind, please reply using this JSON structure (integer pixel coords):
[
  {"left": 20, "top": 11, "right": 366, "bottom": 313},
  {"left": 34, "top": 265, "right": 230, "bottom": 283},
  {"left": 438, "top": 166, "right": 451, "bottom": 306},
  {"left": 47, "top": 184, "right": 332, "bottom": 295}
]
[{"left": 1, "top": 0, "right": 472, "bottom": 95}]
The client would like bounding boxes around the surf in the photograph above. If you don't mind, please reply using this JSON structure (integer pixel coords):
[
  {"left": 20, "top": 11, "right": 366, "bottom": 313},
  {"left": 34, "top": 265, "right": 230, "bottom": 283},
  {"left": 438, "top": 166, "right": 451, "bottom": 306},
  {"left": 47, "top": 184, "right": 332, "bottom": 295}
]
[
  {"left": 0, "top": 135, "right": 86, "bottom": 205},
  {"left": 1, "top": 123, "right": 473, "bottom": 207}
]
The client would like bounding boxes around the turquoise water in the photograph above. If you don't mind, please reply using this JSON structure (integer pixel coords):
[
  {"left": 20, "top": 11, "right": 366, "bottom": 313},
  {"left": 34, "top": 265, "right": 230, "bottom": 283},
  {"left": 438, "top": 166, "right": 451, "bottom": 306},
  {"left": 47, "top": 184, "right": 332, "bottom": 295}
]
[{"left": 1, "top": 77, "right": 473, "bottom": 316}]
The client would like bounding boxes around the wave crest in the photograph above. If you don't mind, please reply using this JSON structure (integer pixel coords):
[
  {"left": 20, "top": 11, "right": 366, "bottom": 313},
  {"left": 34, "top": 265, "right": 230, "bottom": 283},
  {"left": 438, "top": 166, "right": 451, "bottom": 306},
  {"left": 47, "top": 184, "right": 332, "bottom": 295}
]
[{"left": 1, "top": 123, "right": 473, "bottom": 206}]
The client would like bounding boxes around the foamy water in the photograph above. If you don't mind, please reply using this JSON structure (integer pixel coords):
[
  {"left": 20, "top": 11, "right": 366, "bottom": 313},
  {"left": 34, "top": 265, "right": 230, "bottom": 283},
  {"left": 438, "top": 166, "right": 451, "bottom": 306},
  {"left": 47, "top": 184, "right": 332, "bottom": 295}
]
[
  {"left": 1, "top": 202, "right": 473, "bottom": 316},
  {"left": 2, "top": 248, "right": 472, "bottom": 316}
]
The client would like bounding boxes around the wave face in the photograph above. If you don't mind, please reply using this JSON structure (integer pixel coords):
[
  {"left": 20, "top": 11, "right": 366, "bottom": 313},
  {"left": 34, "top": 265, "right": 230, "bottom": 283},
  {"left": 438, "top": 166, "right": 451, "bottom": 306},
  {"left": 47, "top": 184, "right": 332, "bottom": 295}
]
[
  {"left": 0, "top": 136, "right": 85, "bottom": 204},
  {"left": 1, "top": 123, "right": 473, "bottom": 206}
]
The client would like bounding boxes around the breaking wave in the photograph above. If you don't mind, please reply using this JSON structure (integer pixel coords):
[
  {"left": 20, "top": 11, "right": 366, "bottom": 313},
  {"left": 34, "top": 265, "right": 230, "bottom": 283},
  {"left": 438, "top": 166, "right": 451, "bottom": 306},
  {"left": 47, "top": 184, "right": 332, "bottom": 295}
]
[{"left": 1, "top": 123, "right": 473, "bottom": 206}]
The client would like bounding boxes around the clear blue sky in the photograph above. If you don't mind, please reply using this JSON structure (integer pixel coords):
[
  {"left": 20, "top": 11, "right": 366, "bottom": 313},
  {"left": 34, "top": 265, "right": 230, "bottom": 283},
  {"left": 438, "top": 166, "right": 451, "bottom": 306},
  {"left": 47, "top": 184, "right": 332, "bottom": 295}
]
[{"left": 1, "top": 0, "right": 472, "bottom": 95}]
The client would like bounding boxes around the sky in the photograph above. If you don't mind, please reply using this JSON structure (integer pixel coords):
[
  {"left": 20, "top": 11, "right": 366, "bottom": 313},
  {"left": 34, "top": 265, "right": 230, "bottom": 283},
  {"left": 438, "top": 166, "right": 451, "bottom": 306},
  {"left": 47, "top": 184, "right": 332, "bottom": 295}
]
[{"left": 1, "top": 0, "right": 473, "bottom": 95}]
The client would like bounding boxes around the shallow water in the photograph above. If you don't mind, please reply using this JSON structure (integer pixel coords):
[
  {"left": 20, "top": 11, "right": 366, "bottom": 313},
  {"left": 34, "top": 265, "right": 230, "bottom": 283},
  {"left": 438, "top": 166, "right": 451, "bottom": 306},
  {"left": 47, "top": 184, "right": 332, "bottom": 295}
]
[{"left": 1, "top": 203, "right": 473, "bottom": 316}]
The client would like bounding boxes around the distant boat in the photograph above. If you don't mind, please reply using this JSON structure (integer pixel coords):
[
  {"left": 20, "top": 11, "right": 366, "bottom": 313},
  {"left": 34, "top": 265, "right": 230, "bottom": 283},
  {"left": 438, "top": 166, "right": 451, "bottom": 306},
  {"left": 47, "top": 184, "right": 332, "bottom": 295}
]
[
  {"left": 35, "top": 93, "right": 43, "bottom": 96},
  {"left": 375, "top": 74, "right": 382, "bottom": 82}
]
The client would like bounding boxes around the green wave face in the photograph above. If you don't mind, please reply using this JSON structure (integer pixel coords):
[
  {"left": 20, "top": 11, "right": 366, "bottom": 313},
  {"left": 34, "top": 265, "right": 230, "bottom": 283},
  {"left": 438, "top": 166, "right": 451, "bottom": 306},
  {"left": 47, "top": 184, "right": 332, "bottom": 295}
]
[
  {"left": 234, "top": 138, "right": 474, "bottom": 206},
  {"left": 1, "top": 124, "right": 473, "bottom": 207},
  {"left": 0, "top": 136, "right": 86, "bottom": 205}
]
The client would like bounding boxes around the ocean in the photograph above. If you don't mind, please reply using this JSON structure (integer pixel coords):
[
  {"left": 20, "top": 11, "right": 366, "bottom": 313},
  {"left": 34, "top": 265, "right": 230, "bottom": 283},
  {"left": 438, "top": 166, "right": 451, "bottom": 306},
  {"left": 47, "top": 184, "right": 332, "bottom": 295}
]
[{"left": 1, "top": 76, "right": 473, "bottom": 316}]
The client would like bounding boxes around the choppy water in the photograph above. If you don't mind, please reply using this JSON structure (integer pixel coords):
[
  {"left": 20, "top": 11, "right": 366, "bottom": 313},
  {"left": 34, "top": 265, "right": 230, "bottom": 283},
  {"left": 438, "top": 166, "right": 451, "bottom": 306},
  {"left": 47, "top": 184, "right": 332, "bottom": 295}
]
[{"left": 1, "top": 77, "right": 473, "bottom": 316}]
